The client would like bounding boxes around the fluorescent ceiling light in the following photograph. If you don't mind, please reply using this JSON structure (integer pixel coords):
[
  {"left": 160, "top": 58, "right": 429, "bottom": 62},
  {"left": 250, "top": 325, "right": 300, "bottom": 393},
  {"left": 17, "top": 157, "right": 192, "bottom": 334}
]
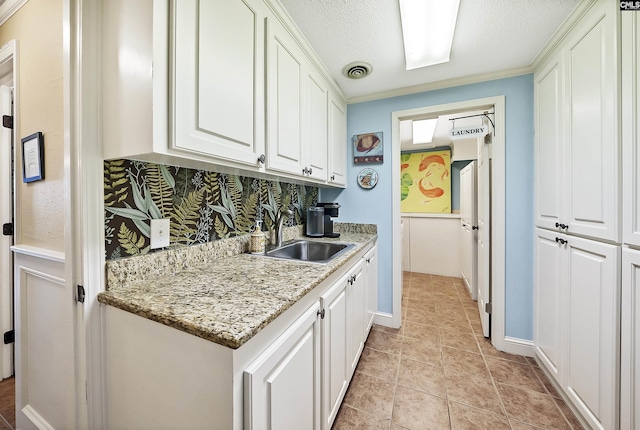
[
  {"left": 412, "top": 118, "right": 438, "bottom": 144},
  {"left": 399, "top": 0, "right": 460, "bottom": 70}
]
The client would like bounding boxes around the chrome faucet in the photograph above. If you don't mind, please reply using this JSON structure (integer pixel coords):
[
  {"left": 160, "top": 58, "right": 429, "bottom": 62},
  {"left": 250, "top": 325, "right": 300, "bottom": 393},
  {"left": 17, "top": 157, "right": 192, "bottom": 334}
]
[{"left": 275, "top": 208, "right": 293, "bottom": 247}]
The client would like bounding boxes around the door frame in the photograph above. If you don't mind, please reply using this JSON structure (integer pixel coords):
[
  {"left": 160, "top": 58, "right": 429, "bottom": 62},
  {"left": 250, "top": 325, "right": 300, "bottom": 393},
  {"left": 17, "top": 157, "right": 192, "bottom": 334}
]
[
  {"left": 391, "top": 96, "right": 523, "bottom": 354},
  {"left": 0, "top": 41, "right": 16, "bottom": 380},
  {"left": 65, "top": 0, "right": 105, "bottom": 427}
]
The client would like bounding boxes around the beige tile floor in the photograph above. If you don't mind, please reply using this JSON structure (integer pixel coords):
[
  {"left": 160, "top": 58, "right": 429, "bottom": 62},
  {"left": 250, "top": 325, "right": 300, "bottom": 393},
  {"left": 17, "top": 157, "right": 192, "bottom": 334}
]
[{"left": 332, "top": 272, "right": 584, "bottom": 430}]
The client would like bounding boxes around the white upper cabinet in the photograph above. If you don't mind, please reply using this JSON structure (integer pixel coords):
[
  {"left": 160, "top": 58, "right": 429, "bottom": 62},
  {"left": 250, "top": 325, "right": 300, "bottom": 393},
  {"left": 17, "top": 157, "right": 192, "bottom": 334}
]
[
  {"left": 328, "top": 93, "right": 347, "bottom": 187},
  {"left": 266, "top": 15, "right": 330, "bottom": 182},
  {"left": 534, "top": 0, "right": 618, "bottom": 242},
  {"left": 172, "top": 0, "right": 266, "bottom": 168},
  {"left": 102, "top": 0, "right": 346, "bottom": 187},
  {"left": 304, "top": 68, "right": 330, "bottom": 182},
  {"left": 535, "top": 58, "right": 564, "bottom": 231},
  {"left": 266, "top": 16, "right": 305, "bottom": 177},
  {"left": 622, "top": 12, "right": 640, "bottom": 248}
]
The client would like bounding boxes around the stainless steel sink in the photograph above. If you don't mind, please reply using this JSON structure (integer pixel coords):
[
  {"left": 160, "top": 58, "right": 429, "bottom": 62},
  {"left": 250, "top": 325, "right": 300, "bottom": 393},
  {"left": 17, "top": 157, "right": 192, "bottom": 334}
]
[{"left": 263, "top": 240, "right": 355, "bottom": 264}]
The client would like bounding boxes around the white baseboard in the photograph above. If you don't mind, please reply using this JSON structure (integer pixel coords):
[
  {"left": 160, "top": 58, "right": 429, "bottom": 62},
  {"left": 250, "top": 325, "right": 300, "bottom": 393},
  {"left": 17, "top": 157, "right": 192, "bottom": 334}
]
[
  {"left": 492, "top": 336, "right": 535, "bottom": 357},
  {"left": 373, "top": 312, "right": 400, "bottom": 329}
]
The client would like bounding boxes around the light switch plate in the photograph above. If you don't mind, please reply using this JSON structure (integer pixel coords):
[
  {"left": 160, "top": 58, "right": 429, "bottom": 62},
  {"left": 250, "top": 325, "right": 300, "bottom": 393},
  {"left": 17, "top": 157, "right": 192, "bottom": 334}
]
[{"left": 150, "top": 218, "right": 170, "bottom": 249}]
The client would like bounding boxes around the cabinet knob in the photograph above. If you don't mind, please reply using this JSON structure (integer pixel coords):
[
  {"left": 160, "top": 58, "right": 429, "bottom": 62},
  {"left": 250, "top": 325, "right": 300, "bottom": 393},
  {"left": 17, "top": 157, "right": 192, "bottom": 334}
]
[
  {"left": 308, "top": 167, "right": 312, "bottom": 175},
  {"left": 330, "top": 175, "right": 335, "bottom": 181},
  {"left": 555, "top": 237, "right": 568, "bottom": 245},
  {"left": 302, "top": 167, "right": 309, "bottom": 175},
  {"left": 257, "top": 154, "right": 265, "bottom": 164},
  {"left": 317, "top": 308, "right": 325, "bottom": 319}
]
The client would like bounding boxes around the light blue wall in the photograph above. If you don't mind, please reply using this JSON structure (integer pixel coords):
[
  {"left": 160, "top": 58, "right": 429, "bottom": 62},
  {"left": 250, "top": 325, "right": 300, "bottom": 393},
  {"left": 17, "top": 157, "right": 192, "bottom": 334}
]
[{"left": 321, "top": 74, "right": 534, "bottom": 340}]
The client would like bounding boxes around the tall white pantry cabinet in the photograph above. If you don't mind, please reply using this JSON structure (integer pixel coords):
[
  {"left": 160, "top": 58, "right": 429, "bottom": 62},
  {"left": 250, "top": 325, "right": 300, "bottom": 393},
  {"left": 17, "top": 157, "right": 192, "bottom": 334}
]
[
  {"left": 622, "top": 10, "right": 640, "bottom": 430},
  {"left": 534, "top": 0, "right": 623, "bottom": 429}
]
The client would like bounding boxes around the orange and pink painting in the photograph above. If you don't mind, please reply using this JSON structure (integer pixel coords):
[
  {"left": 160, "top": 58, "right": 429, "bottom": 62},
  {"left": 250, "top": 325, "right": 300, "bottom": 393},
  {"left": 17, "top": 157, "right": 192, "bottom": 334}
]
[{"left": 400, "top": 149, "right": 451, "bottom": 213}]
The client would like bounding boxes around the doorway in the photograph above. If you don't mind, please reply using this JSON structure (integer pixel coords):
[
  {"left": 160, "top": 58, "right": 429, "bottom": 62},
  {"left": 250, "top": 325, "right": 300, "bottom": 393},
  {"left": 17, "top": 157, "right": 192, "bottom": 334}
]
[{"left": 392, "top": 96, "right": 516, "bottom": 353}]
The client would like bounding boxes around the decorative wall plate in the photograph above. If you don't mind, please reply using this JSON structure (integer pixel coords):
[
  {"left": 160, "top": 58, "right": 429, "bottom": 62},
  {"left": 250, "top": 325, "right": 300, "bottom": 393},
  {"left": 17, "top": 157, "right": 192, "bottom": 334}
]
[{"left": 357, "top": 168, "right": 378, "bottom": 189}]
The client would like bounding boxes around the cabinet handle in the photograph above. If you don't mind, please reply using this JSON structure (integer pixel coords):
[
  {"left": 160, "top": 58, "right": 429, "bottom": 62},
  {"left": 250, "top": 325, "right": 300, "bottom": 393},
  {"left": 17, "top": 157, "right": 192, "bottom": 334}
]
[
  {"left": 302, "top": 167, "right": 309, "bottom": 175},
  {"left": 366, "top": 258, "right": 371, "bottom": 263},
  {"left": 317, "top": 308, "right": 325, "bottom": 319},
  {"left": 308, "top": 167, "right": 312, "bottom": 175},
  {"left": 555, "top": 222, "right": 568, "bottom": 230},
  {"left": 472, "top": 226, "right": 479, "bottom": 230},
  {"left": 330, "top": 175, "right": 335, "bottom": 181},
  {"left": 257, "top": 154, "right": 265, "bottom": 164},
  {"left": 555, "top": 237, "right": 567, "bottom": 245}
]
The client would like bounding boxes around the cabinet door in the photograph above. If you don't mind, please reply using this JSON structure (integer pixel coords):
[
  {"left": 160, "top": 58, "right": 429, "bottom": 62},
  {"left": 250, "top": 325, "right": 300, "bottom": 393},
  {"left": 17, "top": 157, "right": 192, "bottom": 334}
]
[
  {"left": 364, "top": 245, "right": 378, "bottom": 336},
  {"left": 622, "top": 247, "right": 640, "bottom": 430},
  {"left": 623, "top": 12, "right": 640, "bottom": 248},
  {"left": 347, "top": 259, "right": 366, "bottom": 378},
  {"left": 244, "top": 302, "right": 321, "bottom": 430},
  {"left": 266, "top": 16, "right": 305, "bottom": 177},
  {"left": 304, "top": 68, "right": 329, "bottom": 181},
  {"left": 534, "top": 57, "right": 565, "bottom": 231},
  {"left": 320, "top": 274, "right": 349, "bottom": 429},
  {"left": 173, "top": 0, "right": 266, "bottom": 167},
  {"left": 564, "top": 236, "right": 619, "bottom": 430},
  {"left": 564, "top": 1, "right": 618, "bottom": 241},
  {"left": 533, "top": 228, "right": 564, "bottom": 383},
  {"left": 328, "top": 92, "right": 347, "bottom": 187}
]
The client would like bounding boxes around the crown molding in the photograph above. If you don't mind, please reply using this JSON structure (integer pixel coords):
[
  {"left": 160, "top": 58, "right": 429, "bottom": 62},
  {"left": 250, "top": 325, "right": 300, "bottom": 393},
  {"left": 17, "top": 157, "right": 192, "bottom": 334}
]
[
  {"left": 0, "top": 0, "right": 28, "bottom": 27},
  {"left": 530, "top": 0, "right": 598, "bottom": 71},
  {"left": 346, "top": 66, "right": 533, "bottom": 104}
]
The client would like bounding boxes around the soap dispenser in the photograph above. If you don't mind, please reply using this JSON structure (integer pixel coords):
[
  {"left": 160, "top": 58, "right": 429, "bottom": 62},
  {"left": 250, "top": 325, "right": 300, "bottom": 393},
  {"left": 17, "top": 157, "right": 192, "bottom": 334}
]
[{"left": 250, "top": 220, "right": 266, "bottom": 254}]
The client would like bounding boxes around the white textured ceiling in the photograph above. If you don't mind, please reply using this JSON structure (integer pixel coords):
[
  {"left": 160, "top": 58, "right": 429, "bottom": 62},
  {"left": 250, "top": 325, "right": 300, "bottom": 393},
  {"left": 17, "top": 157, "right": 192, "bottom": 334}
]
[{"left": 279, "top": 0, "right": 580, "bottom": 101}]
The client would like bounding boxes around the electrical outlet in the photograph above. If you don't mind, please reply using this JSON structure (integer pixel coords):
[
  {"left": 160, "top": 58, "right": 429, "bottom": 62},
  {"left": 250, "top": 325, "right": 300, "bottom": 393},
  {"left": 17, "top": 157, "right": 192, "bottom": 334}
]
[{"left": 150, "top": 218, "right": 170, "bottom": 249}]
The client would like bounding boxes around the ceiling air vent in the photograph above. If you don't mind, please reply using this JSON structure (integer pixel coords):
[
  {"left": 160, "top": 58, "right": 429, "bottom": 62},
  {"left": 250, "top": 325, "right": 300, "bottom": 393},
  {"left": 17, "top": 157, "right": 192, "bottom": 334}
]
[{"left": 342, "top": 62, "right": 372, "bottom": 79}]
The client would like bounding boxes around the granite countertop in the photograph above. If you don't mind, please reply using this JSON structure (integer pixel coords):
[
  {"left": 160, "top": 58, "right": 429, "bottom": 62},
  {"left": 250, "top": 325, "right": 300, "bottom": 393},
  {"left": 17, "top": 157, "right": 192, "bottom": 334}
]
[{"left": 98, "top": 228, "right": 377, "bottom": 349}]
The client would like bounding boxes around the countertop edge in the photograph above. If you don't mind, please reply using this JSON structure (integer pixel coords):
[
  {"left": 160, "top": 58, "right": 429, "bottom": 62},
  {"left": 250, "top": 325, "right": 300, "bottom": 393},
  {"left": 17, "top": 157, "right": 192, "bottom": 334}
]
[{"left": 98, "top": 233, "right": 378, "bottom": 349}]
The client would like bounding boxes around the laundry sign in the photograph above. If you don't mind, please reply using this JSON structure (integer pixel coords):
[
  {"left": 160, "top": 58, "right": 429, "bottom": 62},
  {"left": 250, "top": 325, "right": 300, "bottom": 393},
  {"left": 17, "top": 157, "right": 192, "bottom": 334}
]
[{"left": 449, "top": 124, "right": 489, "bottom": 140}]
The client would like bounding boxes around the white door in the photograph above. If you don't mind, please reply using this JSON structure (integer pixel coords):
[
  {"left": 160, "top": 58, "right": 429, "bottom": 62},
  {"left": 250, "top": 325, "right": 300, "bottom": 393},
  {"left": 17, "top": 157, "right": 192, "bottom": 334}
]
[
  {"left": 622, "top": 247, "right": 640, "bottom": 430},
  {"left": 0, "top": 85, "right": 13, "bottom": 379},
  {"left": 622, "top": 12, "right": 640, "bottom": 248},
  {"left": 244, "top": 302, "right": 321, "bottom": 430},
  {"left": 266, "top": 15, "right": 305, "bottom": 176},
  {"left": 564, "top": 236, "right": 619, "bottom": 430},
  {"left": 364, "top": 245, "right": 378, "bottom": 336},
  {"left": 477, "top": 133, "right": 491, "bottom": 337},
  {"left": 347, "top": 260, "right": 365, "bottom": 378},
  {"left": 533, "top": 228, "right": 564, "bottom": 383},
  {"left": 321, "top": 274, "right": 349, "bottom": 429},
  {"left": 564, "top": 0, "right": 617, "bottom": 242},
  {"left": 534, "top": 56, "right": 564, "bottom": 231},
  {"left": 172, "top": 0, "right": 266, "bottom": 166},
  {"left": 459, "top": 161, "right": 477, "bottom": 300}
]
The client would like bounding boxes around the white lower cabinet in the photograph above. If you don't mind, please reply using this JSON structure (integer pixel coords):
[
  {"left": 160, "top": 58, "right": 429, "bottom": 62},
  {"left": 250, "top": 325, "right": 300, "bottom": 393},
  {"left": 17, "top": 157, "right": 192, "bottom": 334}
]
[
  {"left": 364, "top": 246, "right": 378, "bottom": 336},
  {"left": 564, "top": 235, "right": 619, "bottom": 430},
  {"left": 622, "top": 247, "right": 640, "bottom": 430},
  {"left": 320, "top": 272, "right": 349, "bottom": 428},
  {"left": 347, "top": 259, "right": 366, "bottom": 378},
  {"left": 244, "top": 302, "right": 322, "bottom": 430},
  {"left": 534, "top": 229, "right": 620, "bottom": 429},
  {"left": 104, "top": 242, "right": 377, "bottom": 430},
  {"left": 534, "top": 228, "right": 564, "bottom": 383}
]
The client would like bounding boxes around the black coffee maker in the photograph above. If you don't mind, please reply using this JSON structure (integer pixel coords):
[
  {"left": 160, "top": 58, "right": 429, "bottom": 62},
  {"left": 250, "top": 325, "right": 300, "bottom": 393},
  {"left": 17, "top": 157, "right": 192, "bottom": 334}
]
[{"left": 317, "top": 202, "right": 340, "bottom": 238}]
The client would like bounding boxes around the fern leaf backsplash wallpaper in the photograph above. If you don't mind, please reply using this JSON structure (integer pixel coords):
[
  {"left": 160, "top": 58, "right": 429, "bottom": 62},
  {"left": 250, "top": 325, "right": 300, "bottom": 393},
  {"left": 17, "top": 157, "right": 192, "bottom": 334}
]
[{"left": 104, "top": 159, "right": 318, "bottom": 260}]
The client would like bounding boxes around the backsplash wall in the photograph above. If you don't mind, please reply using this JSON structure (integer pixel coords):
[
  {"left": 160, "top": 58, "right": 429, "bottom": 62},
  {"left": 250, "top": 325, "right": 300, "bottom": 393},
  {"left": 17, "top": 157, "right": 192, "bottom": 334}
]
[{"left": 104, "top": 159, "right": 318, "bottom": 260}]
